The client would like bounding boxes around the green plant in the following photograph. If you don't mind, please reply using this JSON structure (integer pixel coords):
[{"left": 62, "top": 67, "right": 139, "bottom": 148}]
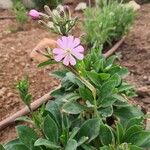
[
  {"left": 2, "top": 3, "right": 150, "bottom": 150},
  {"left": 84, "top": 1, "right": 135, "bottom": 48},
  {"left": 33, "top": 0, "right": 63, "bottom": 10},
  {"left": 2, "top": 49, "right": 150, "bottom": 149},
  {"left": 12, "top": 0, "right": 28, "bottom": 29}
]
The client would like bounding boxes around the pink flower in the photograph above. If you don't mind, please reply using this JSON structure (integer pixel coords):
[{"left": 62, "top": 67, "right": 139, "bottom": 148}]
[
  {"left": 53, "top": 36, "right": 84, "bottom": 66},
  {"left": 28, "top": 9, "right": 41, "bottom": 20}
]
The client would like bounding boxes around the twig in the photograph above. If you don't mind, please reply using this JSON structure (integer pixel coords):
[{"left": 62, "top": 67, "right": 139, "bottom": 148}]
[
  {"left": 104, "top": 36, "right": 126, "bottom": 58},
  {"left": 0, "top": 92, "right": 51, "bottom": 131},
  {"left": 0, "top": 16, "right": 16, "bottom": 20},
  {"left": 0, "top": 85, "right": 60, "bottom": 131}
]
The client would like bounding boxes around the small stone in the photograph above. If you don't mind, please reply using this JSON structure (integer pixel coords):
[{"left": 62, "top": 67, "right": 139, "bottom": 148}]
[
  {"left": 75, "top": 2, "right": 87, "bottom": 11},
  {"left": 10, "top": 47, "right": 15, "bottom": 50},
  {"left": 21, "top": 62, "right": 26, "bottom": 67},
  {"left": 0, "top": 87, "right": 7, "bottom": 97},
  {"left": 137, "top": 86, "right": 150, "bottom": 98},
  {"left": 143, "top": 76, "right": 148, "bottom": 81},
  {"left": 127, "top": 1, "right": 141, "bottom": 11},
  {"left": 7, "top": 92, "right": 14, "bottom": 98}
]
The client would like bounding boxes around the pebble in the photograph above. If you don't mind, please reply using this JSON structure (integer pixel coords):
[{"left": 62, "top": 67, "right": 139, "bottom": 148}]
[
  {"left": 0, "top": 87, "right": 7, "bottom": 97},
  {"left": 137, "top": 86, "right": 150, "bottom": 97},
  {"left": 75, "top": 2, "right": 87, "bottom": 11},
  {"left": 7, "top": 92, "right": 14, "bottom": 98}
]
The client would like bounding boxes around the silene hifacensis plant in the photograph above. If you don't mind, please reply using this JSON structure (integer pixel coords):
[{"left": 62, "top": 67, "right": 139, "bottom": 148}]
[{"left": 1, "top": 3, "right": 150, "bottom": 150}]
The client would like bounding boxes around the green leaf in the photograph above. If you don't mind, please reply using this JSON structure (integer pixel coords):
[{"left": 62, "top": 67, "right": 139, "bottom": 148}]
[
  {"left": 118, "top": 84, "right": 134, "bottom": 92},
  {"left": 123, "top": 125, "right": 143, "bottom": 142},
  {"left": 77, "top": 118, "right": 100, "bottom": 142},
  {"left": 98, "top": 97, "right": 116, "bottom": 107},
  {"left": 16, "top": 125, "right": 38, "bottom": 148},
  {"left": 126, "top": 117, "right": 144, "bottom": 129},
  {"left": 37, "top": 60, "right": 55, "bottom": 67},
  {"left": 100, "top": 145, "right": 110, "bottom": 150},
  {"left": 129, "top": 145, "right": 143, "bottom": 150},
  {"left": 93, "top": 59, "right": 104, "bottom": 72},
  {"left": 81, "top": 144, "right": 97, "bottom": 150},
  {"left": 0, "top": 145, "right": 5, "bottom": 150},
  {"left": 44, "top": 115, "right": 59, "bottom": 143},
  {"left": 107, "top": 66, "right": 129, "bottom": 77},
  {"left": 99, "top": 73, "right": 110, "bottom": 80},
  {"left": 100, "top": 80, "right": 116, "bottom": 99},
  {"left": 51, "top": 70, "right": 68, "bottom": 79},
  {"left": 86, "top": 70, "right": 101, "bottom": 86},
  {"left": 77, "top": 136, "right": 89, "bottom": 146},
  {"left": 105, "top": 55, "right": 117, "bottom": 68},
  {"left": 126, "top": 131, "right": 150, "bottom": 147},
  {"left": 112, "top": 94, "right": 127, "bottom": 102},
  {"left": 114, "top": 105, "right": 144, "bottom": 127},
  {"left": 5, "top": 144, "right": 29, "bottom": 150},
  {"left": 99, "top": 106, "right": 113, "bottom": 118},
  {"left": 65, "top": 139, "right": 78, "bottom": 150},
  {"left": 45, "top": 100, "right": 62, "bottom": 127},
  {"left": 4, "top": 139, "right": 21, "bottom": 150},
  {"left": 109, "top": 74, "right": 121, "bottom": 87},
  {"left": 99, "top": 124, "right": 114, "bottom": 145},
  {"left": 116, "top": 122, "right": 124, "bottom": 144},
  {"left": 79, "top": 87, "right": 94, "bottom": 104},
  {"left": 117, "top": 67, "right": 129, "bottom": 77},
  {"left": 113, "top": 100, "right": 130, "bottom": 107},
  {"left": 34, "top": 138, "right": 60, "bottom": 149},
  {"left": 15, "top": 116, "right": 34, "bottom": 124},
  {"left": 62, "top": 101, "right": 87, "bottom": 114},
  {"left": 69, "top": 127, "right": 80, "bottom": 140}
]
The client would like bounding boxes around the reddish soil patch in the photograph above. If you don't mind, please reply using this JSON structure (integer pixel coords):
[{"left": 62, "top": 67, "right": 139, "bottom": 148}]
[
  {"left": 0, "top": 2, "right": 150, "bottom": 144},
  {"left": 118, "top": 4, "right": 150, "bottom": 111},
  {"left": 0, "top": 10, "right": 60, "bottom": 143}
]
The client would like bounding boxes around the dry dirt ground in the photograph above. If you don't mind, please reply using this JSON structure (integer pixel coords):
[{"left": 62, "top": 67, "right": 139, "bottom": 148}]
[
  {"left": 0, "top": 2, "right": 150, "bottom": 144},
  {"left": 119, "top": 3, "right": 150, "bottom": 111}
]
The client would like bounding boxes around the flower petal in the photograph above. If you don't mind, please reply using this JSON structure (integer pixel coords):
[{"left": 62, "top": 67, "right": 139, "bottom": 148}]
[
  {"left": 73, "top": 45, "right": 84, "bottom": 52},
  {"left": 71, "top": 51, "right": 84, "bottom": 60},
  {"left": 54, "top": 54, "right": 65, "bottom": 62},
  {"left": 72, "top": 38, "right": 80, "bottom": 48},
  {"left": 53, "top": 48, "right": 65, "bottom": 54},
  {"left": 57, "top": 39, "right": 65, "bottom": 49},
  {"left": 61, "top": 36, "right": 68, "bottom": 48},
  {"left": 67, "top": 36, "right": 74, "bottom": 48},
  {"left": 69, "top": 55, "right": 76, "bottom": 65},
  {"left": 63, "top": 55, "right": 70, "bottom": 66},
  {"left": 63, "top": 54, "right": 76, "bottom": 66}
]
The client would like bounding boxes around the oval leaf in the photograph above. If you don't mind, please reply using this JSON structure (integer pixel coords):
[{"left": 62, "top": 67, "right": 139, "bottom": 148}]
[
  {"left": 34, "top": 138, "right": 60, "bottom": 149},
  {"left": 77, "top": 118, "right": 100, "bottom": 142},
  {"left": 65, "top": 139, "right": 78, "bottom": 150},
  {"left": 44, "top": 115, "right": 59, "bottom": 143},
  {"left": 16, "top": 125, "right": 38, "bottom": 148}
]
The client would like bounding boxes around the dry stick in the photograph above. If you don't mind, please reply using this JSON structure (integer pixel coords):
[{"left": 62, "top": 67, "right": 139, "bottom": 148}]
[
  {"left": 0, "top": 16, "right": 16, "bottom": 19},
  {"left": 0, "top": 37, "right": 126, "bottom": 131},
  {"left": 104, "top": 36, "right": 126, "bottom": 58},
  {"left": 0, "top": 92, "right": 52, "bottom": 131}
]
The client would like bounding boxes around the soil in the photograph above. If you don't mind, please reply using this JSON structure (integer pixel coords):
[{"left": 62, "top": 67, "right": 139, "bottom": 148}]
[
  {"left": 118, "top": 3, "right": 150, "bottom": 111},
  {"left": 0, "top": 1, "right": 150, "bottom": 144}
]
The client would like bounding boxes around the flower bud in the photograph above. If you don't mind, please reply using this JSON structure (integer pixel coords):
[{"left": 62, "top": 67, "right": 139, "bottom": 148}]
[
  {"left": 44, "top": 5, "right": 53, "bottom": 16},
  {"left": 28, "top": 9, "right": 41, "bottom": 20},
  {"left": 64, "top": 5, "right": 71, "bottom": 18}
]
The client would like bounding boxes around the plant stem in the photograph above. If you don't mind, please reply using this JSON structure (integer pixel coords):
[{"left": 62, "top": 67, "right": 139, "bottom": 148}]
[{"left": 67, "top": 66, "right": 99, "bottom": 117}]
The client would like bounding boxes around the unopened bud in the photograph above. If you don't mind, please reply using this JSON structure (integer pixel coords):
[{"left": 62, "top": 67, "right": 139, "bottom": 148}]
[
  {"left": 64, "top": 5, "right": 71, "bottom": 18},
  {"left": 44, "top": 5, "right": 52, "bottom": 16}
]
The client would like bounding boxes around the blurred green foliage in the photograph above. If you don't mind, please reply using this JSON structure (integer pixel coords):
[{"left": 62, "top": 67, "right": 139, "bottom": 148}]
[
  {"left": 12, "top": 0, "right": 28, "bottom": 28},
  {"left": 32, "top": 0, "right": 63, "bottom": 10},
  {"left": 84, "top": 0, "right": 135, "bottom": 48}
]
